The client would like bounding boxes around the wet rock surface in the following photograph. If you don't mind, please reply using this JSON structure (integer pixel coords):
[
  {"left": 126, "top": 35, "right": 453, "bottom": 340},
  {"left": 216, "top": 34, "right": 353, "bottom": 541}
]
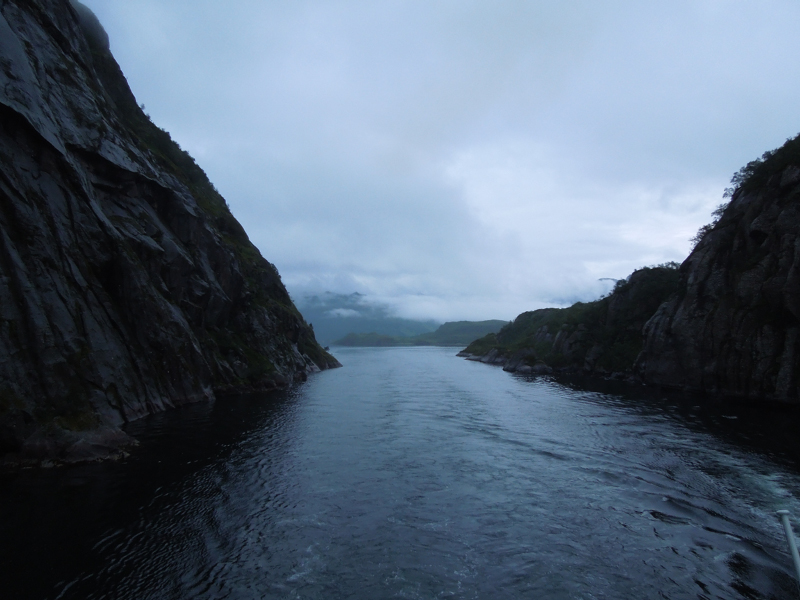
[{"left": 0, "top": 0, "right": 339, "bottom": 465}]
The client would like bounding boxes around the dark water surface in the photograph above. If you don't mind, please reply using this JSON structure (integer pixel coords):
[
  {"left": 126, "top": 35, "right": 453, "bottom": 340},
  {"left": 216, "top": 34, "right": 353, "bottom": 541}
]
[{"left": 4, "top": 347, "right": 800, "bottom": 599}]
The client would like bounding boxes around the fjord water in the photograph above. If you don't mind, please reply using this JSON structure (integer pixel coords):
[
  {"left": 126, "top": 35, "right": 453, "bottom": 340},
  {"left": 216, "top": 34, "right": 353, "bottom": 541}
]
[{"left": 3, "top": 348, "right": 800, "bottom": 599}]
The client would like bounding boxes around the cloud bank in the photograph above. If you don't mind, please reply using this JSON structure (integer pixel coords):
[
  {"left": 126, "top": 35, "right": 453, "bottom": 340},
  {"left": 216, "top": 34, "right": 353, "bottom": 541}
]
[{"left": 82, "top": 0, "right": 800, "bottom": 320}]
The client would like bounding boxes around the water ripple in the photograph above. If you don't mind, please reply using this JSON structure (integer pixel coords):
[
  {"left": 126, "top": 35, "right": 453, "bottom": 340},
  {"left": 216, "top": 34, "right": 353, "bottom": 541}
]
[{"left": 3, "top": 347, "right": 800, "bottom": 599}]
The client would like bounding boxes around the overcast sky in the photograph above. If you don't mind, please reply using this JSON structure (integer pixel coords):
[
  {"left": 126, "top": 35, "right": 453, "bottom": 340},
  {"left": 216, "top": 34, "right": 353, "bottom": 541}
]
[{"left": 80, "top": 0, "right": 800, "bottom": 322}]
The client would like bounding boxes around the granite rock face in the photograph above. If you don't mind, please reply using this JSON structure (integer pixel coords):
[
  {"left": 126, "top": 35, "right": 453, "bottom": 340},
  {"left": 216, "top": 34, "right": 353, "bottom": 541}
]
[
  {"left": 0, "top": 0, "right": 339, "bottom": 464},
  {"left": 637, "top": 165, "right": 800, "bottom": 402}
]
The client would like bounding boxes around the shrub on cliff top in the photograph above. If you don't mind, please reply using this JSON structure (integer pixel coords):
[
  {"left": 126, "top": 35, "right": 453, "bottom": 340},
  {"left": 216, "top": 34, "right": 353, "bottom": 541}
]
[{"left": 691, "top": 133, "right": 800, "bottom": 249}]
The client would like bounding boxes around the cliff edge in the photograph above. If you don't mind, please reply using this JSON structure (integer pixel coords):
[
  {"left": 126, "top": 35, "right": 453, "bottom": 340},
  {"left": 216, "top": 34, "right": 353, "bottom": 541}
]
[{"left": 0, "top": 0, "right": 339, "bottom": 465}]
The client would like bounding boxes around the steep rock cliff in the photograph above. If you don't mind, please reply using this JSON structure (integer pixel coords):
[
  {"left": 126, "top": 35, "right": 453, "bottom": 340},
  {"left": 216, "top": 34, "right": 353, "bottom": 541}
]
[
  {"left": 637, "top": 139, "right": 800, "bottom": 402},
  {"left": 0, "top": 0, "right": 339, "bottom": 464}
]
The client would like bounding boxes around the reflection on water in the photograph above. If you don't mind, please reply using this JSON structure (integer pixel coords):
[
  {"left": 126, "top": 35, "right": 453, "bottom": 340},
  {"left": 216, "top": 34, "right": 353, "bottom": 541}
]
[{"left": 2, "top": 347, "right": 800, "bottom": 599}]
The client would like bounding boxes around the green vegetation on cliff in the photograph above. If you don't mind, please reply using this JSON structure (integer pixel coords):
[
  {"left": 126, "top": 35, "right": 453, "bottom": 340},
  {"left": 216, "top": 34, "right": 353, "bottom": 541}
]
[
  {"left": 727, "top": 133, "right": 800, "bottom": 197},
  {"left": 691, "top": 132, "right": 800, "bottom": 249},
  {"left": 462, "top": 265, "right": 680, "bottom": 373}
]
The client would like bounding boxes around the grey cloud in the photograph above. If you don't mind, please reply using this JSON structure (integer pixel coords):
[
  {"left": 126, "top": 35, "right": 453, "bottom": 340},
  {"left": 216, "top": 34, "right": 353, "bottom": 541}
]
[{"left": 81, "top": 0, "right": 800, "bottom": 321}]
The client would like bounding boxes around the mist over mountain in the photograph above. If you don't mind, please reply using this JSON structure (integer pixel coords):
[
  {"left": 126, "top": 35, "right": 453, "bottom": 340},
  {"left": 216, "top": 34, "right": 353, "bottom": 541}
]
[
  {"left": 295, "top": 293, "right": 439, "bottom": 346},
  {"left": 336, "top": 320, "right": 508, "bottom": 348}
]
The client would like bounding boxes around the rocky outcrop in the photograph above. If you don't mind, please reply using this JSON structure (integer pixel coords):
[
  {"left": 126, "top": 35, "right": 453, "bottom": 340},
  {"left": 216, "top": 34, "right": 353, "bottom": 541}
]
[
  {"left": 0, "top": 0, "right": 339, "bottom": 465},
  {"left": 460, "top": 265, "right": 680, "bottom": 378},
  {"left": 637, "top": 157, "right": 800, "bottom": 402}
]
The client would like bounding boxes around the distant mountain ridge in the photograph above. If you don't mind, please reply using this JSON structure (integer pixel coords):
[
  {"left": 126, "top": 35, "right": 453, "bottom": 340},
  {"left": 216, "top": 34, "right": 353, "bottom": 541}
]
[
  {"left": 336, "top": 320, "right": 507, "bottom": 347},
  {"left": 296, "top": 292, "right": 439, "bottom": 346}
]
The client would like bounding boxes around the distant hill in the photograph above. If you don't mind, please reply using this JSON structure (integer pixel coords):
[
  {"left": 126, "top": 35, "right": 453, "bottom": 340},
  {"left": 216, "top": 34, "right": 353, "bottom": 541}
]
[
  {"left": 335, "top": 320, "right": 508, "bottom": 347},
  {"left": 296, "top": 292, "right": 439, "bottom": 346}
]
